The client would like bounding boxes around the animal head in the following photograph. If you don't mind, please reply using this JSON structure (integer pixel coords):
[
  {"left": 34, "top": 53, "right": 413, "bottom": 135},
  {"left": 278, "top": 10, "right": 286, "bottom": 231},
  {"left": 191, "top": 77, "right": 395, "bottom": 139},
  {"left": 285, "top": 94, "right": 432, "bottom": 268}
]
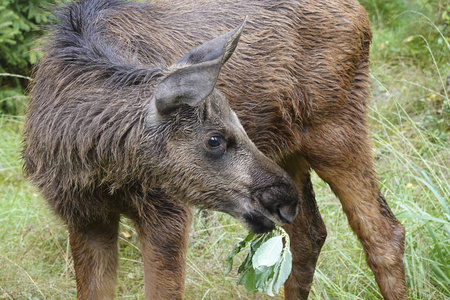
[{"left": 146, "top": 19, "right": 299, "bottom": 233}]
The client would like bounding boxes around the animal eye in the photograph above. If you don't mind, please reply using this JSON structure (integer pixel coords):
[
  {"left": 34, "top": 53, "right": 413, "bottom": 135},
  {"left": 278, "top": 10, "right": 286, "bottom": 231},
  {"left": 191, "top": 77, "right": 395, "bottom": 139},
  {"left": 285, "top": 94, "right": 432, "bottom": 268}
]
[
  {"left": 204, "top": 135, "right": 226, "bottom": 159},
  {"left": 208, "top": 136, "right": 222, "bottom": 148}
]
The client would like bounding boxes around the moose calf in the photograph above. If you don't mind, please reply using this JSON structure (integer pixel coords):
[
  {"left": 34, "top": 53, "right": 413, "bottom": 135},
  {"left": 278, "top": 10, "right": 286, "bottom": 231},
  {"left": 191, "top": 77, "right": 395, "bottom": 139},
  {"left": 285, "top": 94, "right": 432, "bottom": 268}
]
[{"left": 23, "top": 0, "right": 406, "bottom": 299}]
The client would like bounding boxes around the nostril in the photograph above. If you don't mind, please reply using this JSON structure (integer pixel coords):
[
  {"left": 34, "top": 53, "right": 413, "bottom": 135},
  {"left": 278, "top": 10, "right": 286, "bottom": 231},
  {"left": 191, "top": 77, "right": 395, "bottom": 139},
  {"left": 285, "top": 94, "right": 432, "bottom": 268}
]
[{"left": 277, "top": 205, "right": 296, "bottom": 224}]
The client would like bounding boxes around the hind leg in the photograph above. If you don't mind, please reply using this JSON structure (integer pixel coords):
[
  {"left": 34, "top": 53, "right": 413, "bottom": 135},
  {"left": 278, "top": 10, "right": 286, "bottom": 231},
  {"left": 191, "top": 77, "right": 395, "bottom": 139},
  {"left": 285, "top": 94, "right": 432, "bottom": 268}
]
[
  {"left": 133, "top": 194, "right": 193, "bottom": 300},
  {"left": 68, "top": 213, "right": 120, "bottom": 300},
  {"left": 280, "top": 154, "right": 327, "bottom": 300},
  {"left": 314, "top": 165, "right": 406, "bottom": 299},
  {"left": 305, "top": 123, "right": 406, "bottom": 299}
]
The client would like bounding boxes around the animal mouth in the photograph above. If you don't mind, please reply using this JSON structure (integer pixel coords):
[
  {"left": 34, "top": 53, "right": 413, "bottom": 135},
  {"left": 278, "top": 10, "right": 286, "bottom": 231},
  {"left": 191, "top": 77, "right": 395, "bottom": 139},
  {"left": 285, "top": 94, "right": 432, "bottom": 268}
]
[
  {"left": 242, "top": 210, "right": 276, "bottom": 234},
  {"left": 218, "top": 192, "right": 283, "bottom": 234}
]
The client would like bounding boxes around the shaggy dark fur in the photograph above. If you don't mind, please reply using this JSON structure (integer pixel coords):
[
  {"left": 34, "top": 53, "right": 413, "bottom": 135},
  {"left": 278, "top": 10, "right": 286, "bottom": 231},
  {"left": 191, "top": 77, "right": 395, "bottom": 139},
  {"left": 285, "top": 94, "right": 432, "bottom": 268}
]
[{"left": 23, "top": 0, "right": 406, "bottom": 299}]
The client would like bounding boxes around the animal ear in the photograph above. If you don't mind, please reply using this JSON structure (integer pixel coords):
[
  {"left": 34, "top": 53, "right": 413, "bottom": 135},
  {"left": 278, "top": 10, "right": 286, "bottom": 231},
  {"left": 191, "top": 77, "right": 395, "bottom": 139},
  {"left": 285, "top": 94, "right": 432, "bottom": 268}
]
[{"left": 154, "top": 17, "right": 247, "bottom": 115}]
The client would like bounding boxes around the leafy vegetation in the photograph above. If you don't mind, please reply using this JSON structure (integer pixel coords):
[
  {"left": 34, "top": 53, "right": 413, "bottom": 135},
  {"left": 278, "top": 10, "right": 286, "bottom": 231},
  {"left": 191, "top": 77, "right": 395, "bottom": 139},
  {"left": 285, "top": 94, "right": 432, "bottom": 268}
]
[
  {"left": 224, "top": 228, "right": 292, "bottom": 296},
  {"left": 0, "top": 0, "right": 53, "bottom": 114},
  {"left": 0, "top": 0, "right": 449, "bottom": 299}
]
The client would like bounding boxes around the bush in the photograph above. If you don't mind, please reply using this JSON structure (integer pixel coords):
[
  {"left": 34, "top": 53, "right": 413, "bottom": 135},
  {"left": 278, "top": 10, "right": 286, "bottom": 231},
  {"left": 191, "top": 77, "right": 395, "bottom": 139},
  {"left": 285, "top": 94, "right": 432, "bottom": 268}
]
[{"left": 0, "top": 0, "right": 53, "bottom": 115}]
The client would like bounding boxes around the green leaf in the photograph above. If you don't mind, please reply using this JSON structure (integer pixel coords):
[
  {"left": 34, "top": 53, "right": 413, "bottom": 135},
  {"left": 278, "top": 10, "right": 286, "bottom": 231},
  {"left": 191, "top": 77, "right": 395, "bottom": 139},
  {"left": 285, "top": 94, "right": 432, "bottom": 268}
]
[
  {"left": 238, "top": 268, "right": 257, "bottom": 294},
  {"left": 238, "top": 252, "right": 253, "bottom": 274},
  {"left": 273, "top": 249, "right": 292, "bottom": 293},
  {"left": 225, "top": 228, "right": 293, "bottom": 297},
  {"left": 224, "top": 232, "right": 255, "bottom": 274},
  {"left": 254, "top": 265, "right": 275, "bottom": 291},
  {"left": 252, "top": 235, "right": 283, "bottom": 269},
  {"left": 249, "top": 233, "right": 269, "bottom": 252}
]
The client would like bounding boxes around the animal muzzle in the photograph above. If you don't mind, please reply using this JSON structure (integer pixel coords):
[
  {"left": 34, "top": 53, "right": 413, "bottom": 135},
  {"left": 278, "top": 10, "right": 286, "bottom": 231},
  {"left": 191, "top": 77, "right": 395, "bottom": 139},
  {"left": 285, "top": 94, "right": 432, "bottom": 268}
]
[{"left": 251, "top": 182, "right": 299, "bottom": 226}]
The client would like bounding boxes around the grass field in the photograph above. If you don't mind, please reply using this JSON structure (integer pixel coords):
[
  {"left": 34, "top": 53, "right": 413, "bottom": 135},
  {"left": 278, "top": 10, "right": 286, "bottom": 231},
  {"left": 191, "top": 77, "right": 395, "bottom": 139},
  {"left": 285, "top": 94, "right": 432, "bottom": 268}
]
[{"left": 1, "top": 0, "right": 449, "bottom": 299}]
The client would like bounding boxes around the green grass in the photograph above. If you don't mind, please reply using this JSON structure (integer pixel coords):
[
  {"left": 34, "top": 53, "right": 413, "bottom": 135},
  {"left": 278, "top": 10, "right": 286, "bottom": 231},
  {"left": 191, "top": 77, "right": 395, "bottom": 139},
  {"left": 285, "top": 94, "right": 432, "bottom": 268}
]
[{"left": 1, "top": 0, "right": 449, "bottom": 299}]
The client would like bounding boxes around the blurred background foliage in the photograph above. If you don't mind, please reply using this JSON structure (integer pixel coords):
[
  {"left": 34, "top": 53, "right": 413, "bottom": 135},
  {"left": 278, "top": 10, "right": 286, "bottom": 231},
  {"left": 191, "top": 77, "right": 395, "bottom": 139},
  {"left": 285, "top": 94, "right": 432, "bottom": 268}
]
[
  {"left": 0, "top": 0, "right": 53, "bottom": 114},
  {"left": 366, "top": 0, "right": 449, "bottom": 64},
  {"left": 362, "top": 0, "right": 449, "bottom": 140}
]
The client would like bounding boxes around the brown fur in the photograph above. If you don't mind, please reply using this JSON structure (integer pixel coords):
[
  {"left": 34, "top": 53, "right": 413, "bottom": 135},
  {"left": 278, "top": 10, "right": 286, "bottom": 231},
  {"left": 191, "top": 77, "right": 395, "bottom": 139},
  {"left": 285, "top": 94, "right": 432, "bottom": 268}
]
[{"left": 23, "top": 0, "right": 406, "bottom": 299}]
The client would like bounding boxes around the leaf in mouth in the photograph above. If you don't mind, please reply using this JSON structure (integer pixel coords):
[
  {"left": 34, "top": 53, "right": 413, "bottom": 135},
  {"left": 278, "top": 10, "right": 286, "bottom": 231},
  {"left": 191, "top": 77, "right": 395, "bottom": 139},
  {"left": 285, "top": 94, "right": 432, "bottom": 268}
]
[{"left": 224, "top": 227, "right": 292, "bottom": 295}]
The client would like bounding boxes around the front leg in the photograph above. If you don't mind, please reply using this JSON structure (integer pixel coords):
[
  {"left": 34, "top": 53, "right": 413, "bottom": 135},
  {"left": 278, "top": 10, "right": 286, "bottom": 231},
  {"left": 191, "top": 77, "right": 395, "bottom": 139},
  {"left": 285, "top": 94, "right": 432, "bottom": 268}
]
[
  {"left": 134, "top": 197, "right": 193, "bottom": 300},
  {"left": 280, "top": 154, "right": 327, "bottom": 300},
  {"left": 69, "top": 213, "right": 120, "bottom": 300}
]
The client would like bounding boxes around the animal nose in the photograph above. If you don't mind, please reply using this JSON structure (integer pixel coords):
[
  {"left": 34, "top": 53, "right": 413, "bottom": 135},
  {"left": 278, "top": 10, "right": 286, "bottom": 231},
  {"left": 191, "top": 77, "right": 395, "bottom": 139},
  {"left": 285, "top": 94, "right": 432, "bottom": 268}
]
[
  {"left": 252, "top": 182, "right": 299, "bottom": 225},
  {"left": 278, "top": 204, "right": 297, "bottom": 224}
]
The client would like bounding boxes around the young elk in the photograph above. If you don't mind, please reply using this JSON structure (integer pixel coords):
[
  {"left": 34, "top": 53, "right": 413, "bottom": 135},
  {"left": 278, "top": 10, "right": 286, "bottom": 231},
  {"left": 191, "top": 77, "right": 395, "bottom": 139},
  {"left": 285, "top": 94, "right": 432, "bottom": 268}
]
[{"left": 23, "top": 0, "right": 406, "bottom": 299}]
